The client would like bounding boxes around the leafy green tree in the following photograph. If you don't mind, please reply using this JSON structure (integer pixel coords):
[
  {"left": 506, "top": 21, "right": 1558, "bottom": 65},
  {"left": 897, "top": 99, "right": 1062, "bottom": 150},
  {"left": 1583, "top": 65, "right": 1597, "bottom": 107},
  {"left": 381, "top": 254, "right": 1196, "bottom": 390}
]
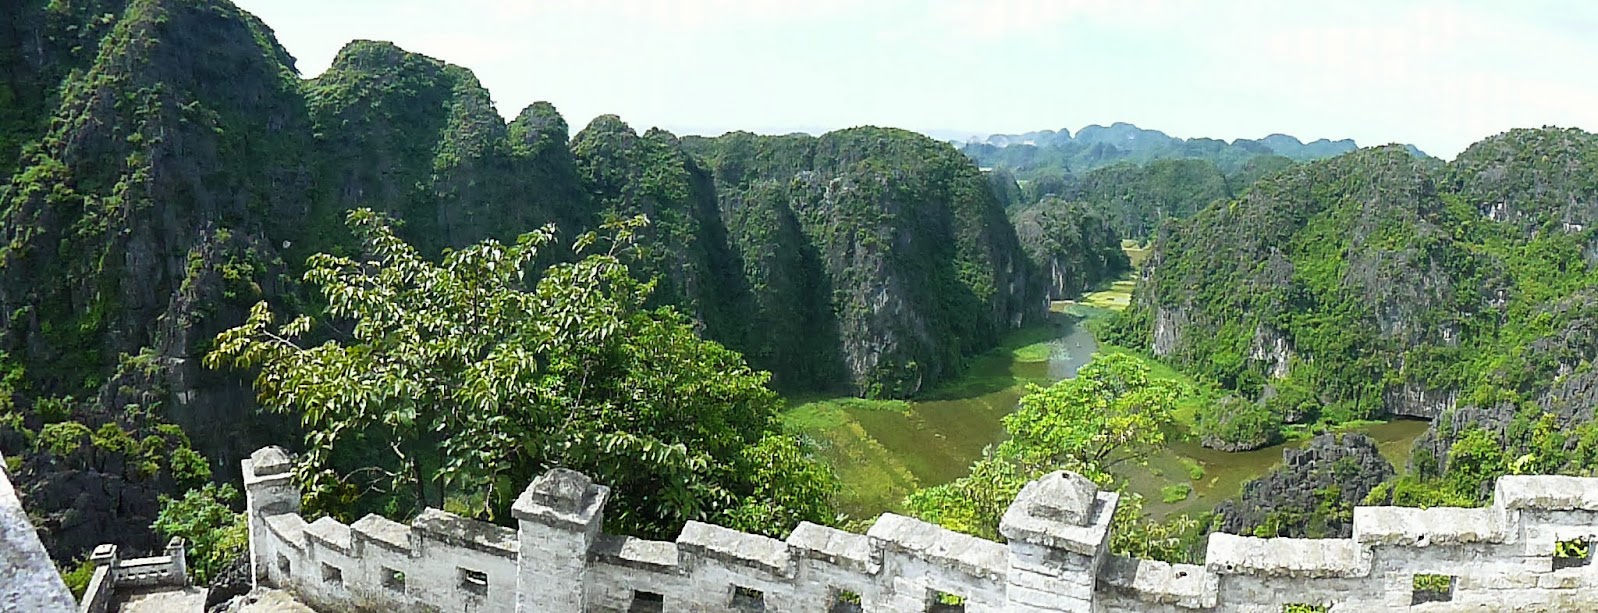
[
  {"left": 907, "top": 353, "right": 1185, "bottom": 552},
  {"left": 153, "top": 484, "right": 248, "bottom": 585},
  {"left": 207, "top": 209, "right": 833, "bottom": 539}
]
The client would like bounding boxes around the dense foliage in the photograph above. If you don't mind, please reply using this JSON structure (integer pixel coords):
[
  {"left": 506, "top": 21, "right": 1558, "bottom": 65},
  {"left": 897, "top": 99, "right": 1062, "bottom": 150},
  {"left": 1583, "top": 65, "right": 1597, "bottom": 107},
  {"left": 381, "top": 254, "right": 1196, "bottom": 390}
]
[
  {"left": 682, "top": 128, "right": 1043, "bottom": 396},
  {"left": 0, "top": 0, "right": 1070, "bottom": 564},
  {"left": 1009, "top": 198, "right": 1130, "bottom": 299},
  {"left": 208, "top": 210, "right": 835, "bottom": 539},
  {"left": 153, "top": 483, "right": 247, "bottom": 584}
]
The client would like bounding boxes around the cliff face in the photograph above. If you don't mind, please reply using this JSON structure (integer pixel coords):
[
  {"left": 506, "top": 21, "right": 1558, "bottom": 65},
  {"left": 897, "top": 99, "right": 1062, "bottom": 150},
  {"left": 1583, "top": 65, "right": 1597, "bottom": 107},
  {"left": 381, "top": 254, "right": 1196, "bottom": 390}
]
[{"left": 686, "top": 128, "right": 1045, "bottom": 396}]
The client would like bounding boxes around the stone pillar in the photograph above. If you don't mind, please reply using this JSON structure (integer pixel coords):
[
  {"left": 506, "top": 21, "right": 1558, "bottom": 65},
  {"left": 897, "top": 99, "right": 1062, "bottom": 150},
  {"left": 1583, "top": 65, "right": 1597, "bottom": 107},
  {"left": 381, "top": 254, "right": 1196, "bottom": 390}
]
[
  {"left": 512, "top": 468, "right": 609, "bottom": 613},
  {"left": 998, "top": 471, "right": 1119, "bottom": 613},
  {"left": 242, "top": 446, "right": 300, "bottom": 588},
  {"left": 165, "top": 537, "right": 188, "bottom": 586}
]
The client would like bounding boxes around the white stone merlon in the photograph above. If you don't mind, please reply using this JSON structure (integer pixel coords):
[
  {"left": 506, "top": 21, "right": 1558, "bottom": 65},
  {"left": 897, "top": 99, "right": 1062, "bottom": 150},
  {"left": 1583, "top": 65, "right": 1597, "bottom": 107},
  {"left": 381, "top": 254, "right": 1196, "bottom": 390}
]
[
  {"left": 228, "top": 446, "right": 1598, "bottom": 612},
  {"left": 1099, "top": 555, "right": 1212, "bottom": 609},
  {"left": 1495, "top": 474, "right": 1598, "bottom": 511},
  {"left": 1353, "top": 505, "right": 1505, "bottom": 546},
  {"left": 304, "top": 517, "right": 352, "bottom": 555},
  {"left": 786, "top": 521, "right": 875, "bottom": 573},
  {"left": 1206, "top": 534, "right": 1369, "bottom": 578},
  {"left": 868, "top": 513, "right": 1007, "bottom": 581},
  {"left": 411, "top": 508, "right": 516, "bottom": 557},
  {"left": 350, "top": 514, "right": 411, "bottom": 554},
  {"left": 678, "top": 520, "right": 794, "bottom": 577},
  {"left": 592, "top": 534, "right": 681, "bottom": 571}
]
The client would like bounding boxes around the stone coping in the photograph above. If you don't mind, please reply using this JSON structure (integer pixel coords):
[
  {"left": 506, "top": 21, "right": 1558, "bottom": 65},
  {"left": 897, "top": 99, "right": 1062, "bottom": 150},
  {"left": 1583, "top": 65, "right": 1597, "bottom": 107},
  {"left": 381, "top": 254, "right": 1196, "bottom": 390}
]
[
  {"left": 1099, "top": 555, "right": 1210, "bottom": 608},
  {"left": 592, "top": 534, "right": 681, "bottom": 572},
  {"left": 1353, "top": 506, "right": 1505, "bottom": 546},
  {"left": 868, "top": 514, "right": 1007, "bottom": 581},
  {"left": 786, "top": 522, "right": 875, "bottom": 573},
  {"left": 304, "top": 517, "right": 353, "bottom": 555},
  {"left": 351, "top": 514, "right": 411, "bottom": 553},
  {"left": 678, "top": 521, "right": 793, "bottom": 576},
  {"left": 411, "top": 508, "right": 517, "bottom": 558},
  {"left": 1206, "top": 534, "right": 1369, "bottom": 578},
  {"left": 1495, "top": 475, "right": 1598, "bottom": 511},
  {"left": 264, "top": 514, "right": 308, "bottom": 551}
]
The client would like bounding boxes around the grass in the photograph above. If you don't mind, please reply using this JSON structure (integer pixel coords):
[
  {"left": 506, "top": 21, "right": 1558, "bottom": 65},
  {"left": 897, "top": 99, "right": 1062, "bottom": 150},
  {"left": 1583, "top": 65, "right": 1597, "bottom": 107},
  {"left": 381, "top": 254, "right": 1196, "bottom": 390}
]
[
  {"left": 784, "top": 397, "right": 908, "bottom": 427},
  {"left": 1122, "top": 239, "right": 1153, "bottom": 268},
  {"left": 1002, "top": 324, "right": 1065, "bottom": 363},
  {"left": 782, "top": 399, "right": 919, "bottom": 517},
  {"left": 1080, "top": 279, "right": 1136, "bottom": 311},
  {"left": 1161, "top": 483, "right": 1193, "bottom": 503},
  {"left": 780, "top": 322, "right": 1067, "bottom": 518}
]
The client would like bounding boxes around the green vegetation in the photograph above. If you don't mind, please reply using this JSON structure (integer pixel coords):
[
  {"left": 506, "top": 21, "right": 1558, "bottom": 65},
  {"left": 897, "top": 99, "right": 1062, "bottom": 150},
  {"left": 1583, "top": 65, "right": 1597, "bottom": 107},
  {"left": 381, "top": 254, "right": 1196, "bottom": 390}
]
[
  {"left": 1160, "top": 483, "right": 1192, "bottom": 503},
  {"left": 153, "top": 484, "right": 248, "bottom": 584},
  {"left": 207, "top": 211, "right": 834, "bottom": 539},
  {"left": 905, "top": 353, "right": 1208, "bottom": 562},
  {"left": 1009, "top": 197, "right": 1130, "bottom": 299},
  {"left": 1180, "top": 458, "right": 1205, "bottom": 481},
  {"left": 1106, "top": 131, "right": 1598, "bottom": 462},
  {"left": 1413, "top": 573, "right": 1452, "bottom": 593}
]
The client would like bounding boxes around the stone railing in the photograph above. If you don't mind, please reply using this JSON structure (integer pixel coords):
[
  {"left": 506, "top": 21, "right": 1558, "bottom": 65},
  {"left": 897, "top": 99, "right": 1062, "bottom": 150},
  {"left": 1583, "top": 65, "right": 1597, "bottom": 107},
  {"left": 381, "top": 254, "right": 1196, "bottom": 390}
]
[
  {"left": 77, "top": 538, "right": 190, "bottom": 613},
  {"left": 242, "top": 446, "right": 1598, "bottom": 612}
]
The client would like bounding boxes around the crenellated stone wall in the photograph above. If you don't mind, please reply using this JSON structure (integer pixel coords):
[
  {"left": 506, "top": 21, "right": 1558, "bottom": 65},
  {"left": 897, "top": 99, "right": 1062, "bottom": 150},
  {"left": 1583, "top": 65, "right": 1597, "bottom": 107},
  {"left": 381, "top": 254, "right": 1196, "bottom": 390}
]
[{"left": 241, "top": 446, "right": 1598, "bottom": 612}]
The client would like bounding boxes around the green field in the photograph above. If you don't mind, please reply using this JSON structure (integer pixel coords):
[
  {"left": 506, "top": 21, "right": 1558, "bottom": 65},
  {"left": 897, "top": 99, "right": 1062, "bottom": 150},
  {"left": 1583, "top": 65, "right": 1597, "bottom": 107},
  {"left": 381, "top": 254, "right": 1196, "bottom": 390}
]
[{"left": 782, "top": 319, "right": 1081, "bottom": 519}]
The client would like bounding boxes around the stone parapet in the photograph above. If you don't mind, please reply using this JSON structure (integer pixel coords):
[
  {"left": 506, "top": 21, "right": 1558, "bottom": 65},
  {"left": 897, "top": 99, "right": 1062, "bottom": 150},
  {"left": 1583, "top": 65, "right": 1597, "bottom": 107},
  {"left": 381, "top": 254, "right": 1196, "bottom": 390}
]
[{"left": 232, "top": 446, "right": 1598, "bottom": 612}]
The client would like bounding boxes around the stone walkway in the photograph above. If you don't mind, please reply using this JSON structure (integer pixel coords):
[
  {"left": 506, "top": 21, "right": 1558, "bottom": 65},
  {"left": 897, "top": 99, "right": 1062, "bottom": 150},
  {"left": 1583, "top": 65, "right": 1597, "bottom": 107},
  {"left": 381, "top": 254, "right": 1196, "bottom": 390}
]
[
  {"left": 218, "top": 588, "right": 320, "bottom": 613},
  {"left": 117, "top": 587, "right": 206, "bottom": 613}
]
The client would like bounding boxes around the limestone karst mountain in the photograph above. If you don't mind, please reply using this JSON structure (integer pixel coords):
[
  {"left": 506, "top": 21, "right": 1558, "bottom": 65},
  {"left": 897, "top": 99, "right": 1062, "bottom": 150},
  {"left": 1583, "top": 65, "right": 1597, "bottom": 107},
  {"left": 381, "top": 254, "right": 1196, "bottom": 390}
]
[
  {"left": 1103, "top": 128, "right": 1598, "bottom": 473},
  {"left": 0, "top": 0, "right": 1127, "bottom": 561}
]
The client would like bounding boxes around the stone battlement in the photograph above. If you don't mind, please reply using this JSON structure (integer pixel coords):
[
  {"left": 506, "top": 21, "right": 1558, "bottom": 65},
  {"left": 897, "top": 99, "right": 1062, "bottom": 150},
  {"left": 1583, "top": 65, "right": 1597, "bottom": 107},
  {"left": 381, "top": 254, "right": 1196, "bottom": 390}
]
[{"left": 241, "top": 447, "right": 1598, "bottom": 612}]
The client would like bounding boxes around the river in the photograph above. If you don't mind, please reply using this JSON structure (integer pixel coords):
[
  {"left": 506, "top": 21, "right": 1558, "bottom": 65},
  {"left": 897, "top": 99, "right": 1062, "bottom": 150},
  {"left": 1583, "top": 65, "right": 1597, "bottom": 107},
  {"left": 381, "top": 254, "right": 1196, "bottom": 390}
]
[{"left": 789, "top": 311, "right": 1431, "bottom": 522}]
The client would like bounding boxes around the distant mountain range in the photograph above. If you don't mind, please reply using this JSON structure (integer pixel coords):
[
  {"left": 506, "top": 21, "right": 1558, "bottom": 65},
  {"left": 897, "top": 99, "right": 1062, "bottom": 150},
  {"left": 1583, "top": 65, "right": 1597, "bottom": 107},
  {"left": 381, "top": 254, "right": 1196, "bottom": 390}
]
[{"left": 952, "top": 122, "right": 1428, "bottom": 161}]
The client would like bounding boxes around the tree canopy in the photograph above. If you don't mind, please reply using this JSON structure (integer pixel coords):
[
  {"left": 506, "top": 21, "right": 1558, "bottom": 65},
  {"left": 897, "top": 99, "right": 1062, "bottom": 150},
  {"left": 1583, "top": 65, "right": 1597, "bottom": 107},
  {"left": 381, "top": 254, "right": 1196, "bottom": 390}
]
[
  {"left": 207, "top": 209, "right": 834, "bottom": 539},
  {"left": 905, "top": 353, "right": 1200, "bottom": 561}
]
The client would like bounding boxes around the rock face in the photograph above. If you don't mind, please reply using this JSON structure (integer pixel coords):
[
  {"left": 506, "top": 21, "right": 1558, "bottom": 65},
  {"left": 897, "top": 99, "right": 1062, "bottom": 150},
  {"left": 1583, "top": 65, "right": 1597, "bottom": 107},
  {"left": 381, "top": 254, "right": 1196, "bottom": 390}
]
[{"left": 1216, "top": 433, "right": 1395, "bottom": 538}]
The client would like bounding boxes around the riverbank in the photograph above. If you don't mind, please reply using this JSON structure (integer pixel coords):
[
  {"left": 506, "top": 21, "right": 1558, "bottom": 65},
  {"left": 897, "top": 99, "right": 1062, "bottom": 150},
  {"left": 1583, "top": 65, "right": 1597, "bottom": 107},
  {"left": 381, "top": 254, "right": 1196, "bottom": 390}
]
[{"left": 781, "top": 312, "right": 1094, "bottom": 519}]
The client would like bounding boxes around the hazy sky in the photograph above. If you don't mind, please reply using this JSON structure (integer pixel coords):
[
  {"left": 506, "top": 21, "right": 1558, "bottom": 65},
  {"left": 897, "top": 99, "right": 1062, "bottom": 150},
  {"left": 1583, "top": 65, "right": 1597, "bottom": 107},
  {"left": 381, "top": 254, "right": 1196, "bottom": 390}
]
[{"left": 233, "top": 0, "right": 1598, "bottom": 158}]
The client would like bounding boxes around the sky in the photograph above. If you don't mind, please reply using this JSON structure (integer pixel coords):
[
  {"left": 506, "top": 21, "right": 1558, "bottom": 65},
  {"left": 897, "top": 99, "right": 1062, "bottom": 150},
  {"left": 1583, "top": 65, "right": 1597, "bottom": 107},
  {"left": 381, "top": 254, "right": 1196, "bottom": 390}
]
[{"left": 232, "top": 0, "right": 1598, "bottom": 159}]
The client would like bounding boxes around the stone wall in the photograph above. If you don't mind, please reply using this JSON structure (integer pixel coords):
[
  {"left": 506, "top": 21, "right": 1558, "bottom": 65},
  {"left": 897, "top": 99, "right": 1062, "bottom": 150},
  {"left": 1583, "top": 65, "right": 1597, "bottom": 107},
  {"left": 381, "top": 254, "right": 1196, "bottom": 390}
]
[
  {"left": 242, "top": 446, "right": 1598, "bottom": 612},
  {"left": 1, "top": 451, "right": 77, "bottom": 613},
  {"left": 77, "top": 539, "right": 191, "bottom": 613}
]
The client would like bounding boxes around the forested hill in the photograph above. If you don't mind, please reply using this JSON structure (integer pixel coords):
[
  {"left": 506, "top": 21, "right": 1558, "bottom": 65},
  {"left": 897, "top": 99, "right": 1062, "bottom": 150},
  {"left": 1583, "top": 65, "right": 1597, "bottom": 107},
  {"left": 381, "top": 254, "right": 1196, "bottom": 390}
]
[
  {"left": 964, "top": 123, "right": 1432, "bottom": 239},
  {"left": 964, "top": 122, "right": 1429, "bottom": 177},
  {"left": 1103, "top": 128, "right": 1598, "bottom": 489},
  {"left": 0, "top": 0, "right": 1135, "bottom": 561}
]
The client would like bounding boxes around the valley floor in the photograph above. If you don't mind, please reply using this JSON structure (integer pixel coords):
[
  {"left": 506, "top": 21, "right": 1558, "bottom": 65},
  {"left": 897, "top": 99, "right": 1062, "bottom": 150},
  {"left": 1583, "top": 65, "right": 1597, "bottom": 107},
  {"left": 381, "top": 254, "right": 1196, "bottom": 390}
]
[{"left": 786, "top": 265, "right": 1428, "bottom": 525}]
